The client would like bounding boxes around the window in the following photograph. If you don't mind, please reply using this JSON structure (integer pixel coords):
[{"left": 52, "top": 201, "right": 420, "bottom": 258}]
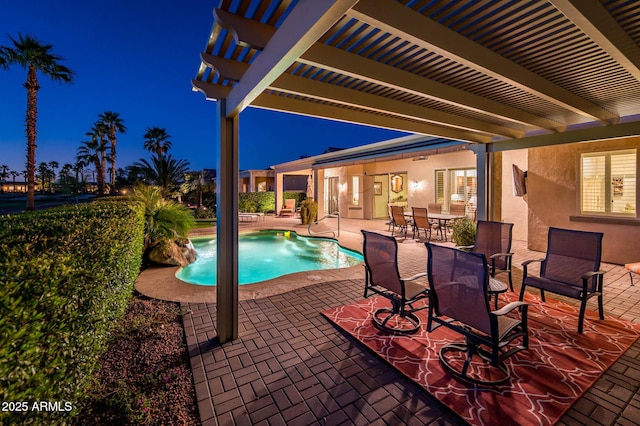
[
  {"left": 435, "top": 168, "right": 477, "bottom": 212},
  {"left": 581, "top": 150, "right": 636, "bottom": 215},
  {"left": 352, "top": 176, "right": 360, "bottom": 206}
]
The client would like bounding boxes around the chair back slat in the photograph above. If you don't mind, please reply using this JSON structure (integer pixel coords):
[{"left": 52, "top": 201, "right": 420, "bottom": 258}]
[
  {"left": 543, "top": 227, "right": 603, "bottom": 288},
  {"left": 474, "top": 221, "right": 513, "bottom": 269},
  {"left": 427, "top": 244, "right": 491, "bottom": 334},
  {"left": 449, "top": 204, "right": 466, "bottom": 216},
  {"left": 362, "top": 230, "right": 403, "bottom": 295}
]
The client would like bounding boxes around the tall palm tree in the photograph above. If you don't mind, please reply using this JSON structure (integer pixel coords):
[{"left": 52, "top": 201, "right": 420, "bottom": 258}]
[
  {"left": 143, "top": 127, "right": 172, "bottom": 160},
  {"left": 37, "top": 161, "right": 49, "bottom": 194},
  {"left": 73, "top": 160, "right": 85, "bottom": 193},
  {"left": 0, "top": 165, "right": 9, "bottom": 184},
  {"left": 98, "top": 111, "right": 126, "bottom": 194},
  {"left": 0, "top": 34, "right": 74, "bottom": 210},
  {"left": 85, "top": 122, "right": 109, "bottom": 194},
  {"left": 48, "top": 160, "right": 58, "bottom": 192},
  {"left": 77, "top": 138, "right": 106, "bottom": 195},
  {"left": 60, "top": 163, "right": 73, "bottom": 187}
]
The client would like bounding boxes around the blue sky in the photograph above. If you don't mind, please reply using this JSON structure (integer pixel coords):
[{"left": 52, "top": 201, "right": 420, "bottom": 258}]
[{"left": 0, "top": 0, "right": 407, "bottom": 175}]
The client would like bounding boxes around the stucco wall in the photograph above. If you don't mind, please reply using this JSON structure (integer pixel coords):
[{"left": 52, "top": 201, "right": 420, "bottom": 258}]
[
  {"left": 501, "top": 150, "right": 529, "bottom": 242},
  {"left": 528, "top": 138, "right": 640, "bottom": 264}
]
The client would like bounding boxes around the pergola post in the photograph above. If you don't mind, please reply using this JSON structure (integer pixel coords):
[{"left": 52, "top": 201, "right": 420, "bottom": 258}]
[
  {"left": 216, "top": 98, "right": 239, "bottom": 343},
  {"left": 471, "top": 143, "right": 491, "bottom": 221}
]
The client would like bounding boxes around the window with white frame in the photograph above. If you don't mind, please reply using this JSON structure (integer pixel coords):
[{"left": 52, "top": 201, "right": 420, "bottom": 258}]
[
  {"left": 435, "top": 168, "right": 477, "bottom": 211},
  {"left": 581, "top": 149, "right": 636, "bottom": 216}
]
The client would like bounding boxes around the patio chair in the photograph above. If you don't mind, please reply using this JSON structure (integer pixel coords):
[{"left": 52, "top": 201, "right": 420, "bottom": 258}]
[
  {"left": 390, "top": 205, "right": 410, "bottom": 237},
  {"left": 412, "top": 207, "right": 437, "bottom": 241},
  {"left": 460, "top": 221, "right": 515, "bottom": 292},
  {"left": 426, "top": 243, "right": 529, "bottom": 385},
  {"left": 361, "top": 230, "right": 429, "bottom": 334},
  {"left": 280, "top": 198, "right": 296, "bottom": 216},
  {"left": 519, "top": 227, "right": 605, "bottom": 334}
]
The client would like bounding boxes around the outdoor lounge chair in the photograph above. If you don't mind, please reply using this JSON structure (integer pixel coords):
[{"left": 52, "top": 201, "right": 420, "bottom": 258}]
[
  {"left": 280, "top": 198, "right": 296, "bottom": 216},
  {"left": 361, "top": 230, "right": 429, "bottom": 334},
  {"left": 519, "top": 227, "right": 605, "bottom": 334},
  {"left": 460, "top": 221, "right": 515, "bottom": 291},
  {"left": 390, "top": 205, "right": 410, "bottom": 237},
  {"left": 426, "top": 243, "right": 529, "bottom": 385}
]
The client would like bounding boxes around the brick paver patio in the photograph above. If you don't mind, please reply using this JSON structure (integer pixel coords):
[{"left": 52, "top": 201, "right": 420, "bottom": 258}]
[{"left": 182, "top": 217, "right": 640, "bottom": 425}]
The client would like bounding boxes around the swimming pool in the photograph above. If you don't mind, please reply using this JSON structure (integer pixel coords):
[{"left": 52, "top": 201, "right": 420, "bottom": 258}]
[{"left": 176, "top": 230, "right": 363, "bottom": 286}]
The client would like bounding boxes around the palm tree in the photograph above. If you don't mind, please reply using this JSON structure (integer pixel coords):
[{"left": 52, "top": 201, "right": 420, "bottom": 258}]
[
  {"left": 85, "top": 122, "right": 109, "bottom": 194},
  {"left": 133, "top": 154, "right": 190, "bottom": 194},
  {"left": 0, "top": 165, "right": 9, "bottom": 184},
  {"left": 37, "top": 161, "right": 49, "bottom": 194},
  {"left": 73, "top": 160, "right": 85, "bottom": 193},
  {"left": 60, "top": 163, "right": 73, "bottom": 187},
  {"left": 77, "top": 138, "right": 106, "bottom": 195},
  {"left": 48, "top": 160, "right": 58, "bottom": 192},
  {"left": 0, "top": 34, "right": 74, "bottom": 210},
  {"left": 143, "top": 127, "right": 172, "bottom": 160},
  {"left": 98, "top": 111, "right": 126, "bottom": 194}
]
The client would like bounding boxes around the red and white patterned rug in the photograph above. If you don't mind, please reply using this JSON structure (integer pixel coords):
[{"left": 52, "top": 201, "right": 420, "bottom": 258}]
[{"left": 322, "top": 292, "right": 640, "bottom": 426}]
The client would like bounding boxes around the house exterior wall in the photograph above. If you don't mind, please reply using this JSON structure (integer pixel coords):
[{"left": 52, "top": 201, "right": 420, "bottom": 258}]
[
  {"left": 501, "top": 149, "right": 528, "bottom": 242},
  {"left": 527, "top": 137, "right": 640, "bottom": 264},
  {"left": 314, "top": 149, "right": 476, "bottom": 219}
]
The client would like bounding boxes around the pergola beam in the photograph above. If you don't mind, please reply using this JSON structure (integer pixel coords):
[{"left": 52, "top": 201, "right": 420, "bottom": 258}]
[
  {"left": 269, "top": 74, "right": 524, "bottom": 139},
  {"left": 300, "top": 43, "right": 566, "bottom": 132},
  {"left": 220, "top": 0, "right": 360, "bottom": 117},
  {"left": 551, "top": 0, "right": 640, "bottom": 82},
  {"left": 349, "top": 0, "right": 619, "bottom": 125},
  {"left": 251, "top": 92, "right": 492, "bottom": 143}
]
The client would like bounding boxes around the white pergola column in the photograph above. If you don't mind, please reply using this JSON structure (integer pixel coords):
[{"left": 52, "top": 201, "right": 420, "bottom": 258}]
[
  {"left": 471, "top": 143, "right": 490, "bottom": 221},
  {"left": 216, "top": 99, "right": 239, "bottom": 343}
]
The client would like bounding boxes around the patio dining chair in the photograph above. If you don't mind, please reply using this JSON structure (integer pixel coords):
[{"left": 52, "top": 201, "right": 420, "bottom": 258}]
[
  {"left": 390, "top": 205, "right": 410, "bottom": 237},
  {"left": 280, "top": 198, "right": 296, "bottom": 216},
  {"left": 361, "top": 230, "right": 429, "bottom": 334},
  {"left": 519, "top": 227, "right": 605, "bottom": 333},
  {"left": 426, "top": 243, "right": 529, "bottom": 385},
  {"left": 412, "top": 207, "right": 437, "bottom": 241},
  {"left": 460, "top": 221, "right": 515, "bottom": 292}
]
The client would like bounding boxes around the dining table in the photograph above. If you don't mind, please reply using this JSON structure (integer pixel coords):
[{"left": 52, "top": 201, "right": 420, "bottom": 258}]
[{"left": 404, "top": 211, "right": 465, "bottom": 242}]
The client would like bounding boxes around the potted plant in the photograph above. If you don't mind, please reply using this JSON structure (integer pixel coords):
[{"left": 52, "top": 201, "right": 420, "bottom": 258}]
[
  {"left": 451, "top": 216, "right": 476, "bottom": 247},
  {"left": 299, "top": 199, "right": 318, "bottom": 225}
]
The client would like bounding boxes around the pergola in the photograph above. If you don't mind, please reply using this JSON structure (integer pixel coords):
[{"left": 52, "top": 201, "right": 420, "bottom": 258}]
[{"left": 192, "top": 0, "right": 640, "bottom": 342}]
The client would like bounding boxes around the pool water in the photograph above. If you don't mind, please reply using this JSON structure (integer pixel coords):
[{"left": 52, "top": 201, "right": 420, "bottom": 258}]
[{"left": 176, "top": 230, "right": 364, "bottom": 286}]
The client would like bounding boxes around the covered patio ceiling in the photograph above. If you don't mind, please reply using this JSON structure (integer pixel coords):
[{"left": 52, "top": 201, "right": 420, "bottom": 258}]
[{"left": 193, "top": 0, "right": 640, "bottom": 151}]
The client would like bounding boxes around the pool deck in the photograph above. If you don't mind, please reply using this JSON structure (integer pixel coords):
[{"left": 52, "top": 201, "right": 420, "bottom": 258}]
[{"left": 138, "top": 215, "right": 640, "bottom": 425}]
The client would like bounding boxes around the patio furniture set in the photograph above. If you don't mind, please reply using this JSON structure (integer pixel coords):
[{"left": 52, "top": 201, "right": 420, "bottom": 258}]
[
  {"left": 389, "top": 204, "right": 465, "bottom": 242},
  {"left": 361, "top": 222, "right": 606, "bottom": 385}
]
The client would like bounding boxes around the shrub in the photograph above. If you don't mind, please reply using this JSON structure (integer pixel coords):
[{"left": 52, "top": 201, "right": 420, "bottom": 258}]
[
  {"left": 282, "top": 191, "right": 306, "bottom": 208},
  {"left": 239, "top": 191, "right": 275, "bottom": 213},
  {"left": 193, "top": 206, "right": 215, "bottom": 219},
  {"left": 0, "top": 201, "right": 145, "bottom": 424},
  {"left": 451, "top": 216, "right": 477, "bottom": 247},
  {"left": 299, "top": 199, "right": 318, "bottom": 225}
]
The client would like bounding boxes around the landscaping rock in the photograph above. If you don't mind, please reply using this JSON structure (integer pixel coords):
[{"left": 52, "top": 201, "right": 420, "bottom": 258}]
[{"left": 148, "top": 239, "right": 197, "bottom": 267}]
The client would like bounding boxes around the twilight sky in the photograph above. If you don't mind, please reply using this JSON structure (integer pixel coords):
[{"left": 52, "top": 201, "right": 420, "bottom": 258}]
[{"left": 0, "top": 0, "right": 407, "bottom": 175}]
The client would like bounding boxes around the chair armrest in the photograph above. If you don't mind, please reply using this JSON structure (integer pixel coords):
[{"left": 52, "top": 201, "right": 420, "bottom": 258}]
[
  {"left": 582, "top": 270, "right": 606, "bottom": 280},
  {"left": 456, "top": 244, "right": 475, "bottom": 250},
  {"left": 401, "top": 272, "right": 427, "bottom": 282},
  {"left": 493, "top": 301, "right": 528, "bottom": 316},
  {"left": 489, "top": 252, "right": 513, "bottom": 259},
  {"left": 522, "top": 258, "right": 544, "bottom": 267}
]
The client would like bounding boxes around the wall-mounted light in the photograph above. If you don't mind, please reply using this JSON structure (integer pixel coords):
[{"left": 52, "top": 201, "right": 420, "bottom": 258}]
[
  {"left": 339, "top": 182, "right": 346, "bottom": 191},
  {"left": 411, "top": 180, "right": 420, "bottom": 190}
]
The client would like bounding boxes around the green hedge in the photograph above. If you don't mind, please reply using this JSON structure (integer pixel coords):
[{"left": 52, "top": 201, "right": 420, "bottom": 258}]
[
  {"left": 0, "top": 201, "right": 145, "bottom": 424},
  {"left": 282, "top": 191, "right": 306, "bottom": 207},
  {"left": 239, "top": 191, "right": 275, "bottom": 213}
]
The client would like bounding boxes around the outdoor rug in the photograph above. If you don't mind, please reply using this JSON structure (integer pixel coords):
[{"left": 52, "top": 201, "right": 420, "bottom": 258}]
[{"left": 321, "top": 292, "right": 640, "bottom": 426}]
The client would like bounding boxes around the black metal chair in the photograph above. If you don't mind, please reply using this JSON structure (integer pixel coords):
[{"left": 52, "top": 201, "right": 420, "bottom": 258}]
[
  {"left": 460, "top": 220, "right": 515, "bottom": 292},
  {"left": 519, "top": 227, "right": 605, "bottom": 334},
  {"left": 426, "top": 243, "right": 529, "bottom": 385},
  {"left": 362, "top": 230, "right": 429, "bottom": 334}
]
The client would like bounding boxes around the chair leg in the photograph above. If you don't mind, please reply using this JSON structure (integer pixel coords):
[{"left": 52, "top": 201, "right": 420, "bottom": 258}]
[
  {"left": 598, "top": 293, "right": 604, "bottom": 320},
  {"left": 518, "top": 284, "right": 526, "bottom": 301},
  {"left": 508, "top": 270, "right": 513, "bottom": 292},
  {"left": 578, "top": 299, "right": 587, "bottom": 334}
]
